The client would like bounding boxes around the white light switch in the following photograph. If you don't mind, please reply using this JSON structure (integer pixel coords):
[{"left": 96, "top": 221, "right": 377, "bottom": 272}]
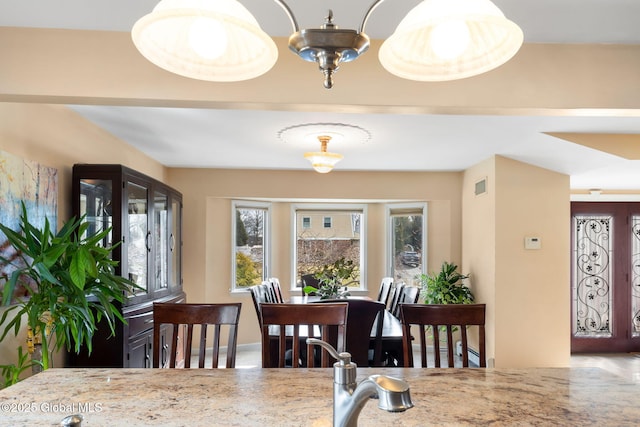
[{"left": 524, "top": 236, "right": 541, "bottom": 250}]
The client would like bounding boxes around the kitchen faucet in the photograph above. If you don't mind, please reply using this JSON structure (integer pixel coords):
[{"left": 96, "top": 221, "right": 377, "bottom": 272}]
[{"left": 306, "top": 338, "right": 413, "bottom": 427}]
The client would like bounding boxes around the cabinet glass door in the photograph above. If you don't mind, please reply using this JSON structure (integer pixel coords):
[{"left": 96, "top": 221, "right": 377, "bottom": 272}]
[
  {"left": 78, "top": 179, "right": 113, "bottom": 246},
  {"left": 170, "top": 196, "right": 181, "bottom": 290},
  {"left": 154, "top": 191, "right": 169, "bottom": 291},
  {"left": 127, "top": 182, "right": 149, "bottom": 294}
]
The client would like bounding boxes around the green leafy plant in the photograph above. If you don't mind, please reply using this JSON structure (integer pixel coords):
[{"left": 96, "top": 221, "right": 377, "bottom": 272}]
[
  {"left": 303, "top": 257, "right": 359, "bottom": 299},
  {"left": 419, "top": 261, "right": 474, "bottom": 305},
  {"left": 0, "top": 346, "right": 33, "bottom": 389},
  {"left": 0, "top": 202, "right": 137, "bottom": 372}
]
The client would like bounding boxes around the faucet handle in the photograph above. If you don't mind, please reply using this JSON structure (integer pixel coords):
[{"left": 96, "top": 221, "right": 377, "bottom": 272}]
[{"left": 306, "top": 338, "right": 352, "bottom": 365}]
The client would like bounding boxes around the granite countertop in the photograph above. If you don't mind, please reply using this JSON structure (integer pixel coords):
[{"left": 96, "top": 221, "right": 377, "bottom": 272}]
[{"left": 0, "top": 367, "right": 637, "bottom": 426}]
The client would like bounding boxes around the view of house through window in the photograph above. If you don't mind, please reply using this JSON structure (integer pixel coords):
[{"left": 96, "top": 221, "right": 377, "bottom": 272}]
[
  {"left": 294, "top": 207, "right": 364, "bottom": 290},
  {"left": 389, "top": 205, "right": 426, "bottom": 286},
  {"left": 232, "top": 202, "right": 269, "bottom": 290}
]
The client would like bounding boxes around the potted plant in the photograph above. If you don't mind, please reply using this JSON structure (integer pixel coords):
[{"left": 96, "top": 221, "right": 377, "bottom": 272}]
[
  {"left": 0, "top": 202, "right": 136, "bottom": 385},
  {"left": 418, "top": 261, "right": 474, "bottom": 305},
  {"left": 303, "top": 257, "right": 359, "bottom": 299}
]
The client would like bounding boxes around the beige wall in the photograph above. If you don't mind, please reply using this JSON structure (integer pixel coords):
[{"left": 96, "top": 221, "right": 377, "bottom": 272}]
[
  {"left": 463, "top": 156, "right": 571, "bottom": 367},
  {"left": 168, "top": 168, "right": 463, "bottom": 345},
  {"left": 0, "top": 102, "right": 166, "bottom": 370}
]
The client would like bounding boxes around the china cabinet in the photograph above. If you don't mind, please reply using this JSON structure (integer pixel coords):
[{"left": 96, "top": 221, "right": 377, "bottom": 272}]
[{"left": 66, "top": 164, "right": 185, "bottom": 368}]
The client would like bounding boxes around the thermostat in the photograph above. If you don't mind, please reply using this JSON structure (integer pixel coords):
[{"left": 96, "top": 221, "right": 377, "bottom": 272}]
[{"left": 524, "top": 237, "right": 541, "bottom": 250}]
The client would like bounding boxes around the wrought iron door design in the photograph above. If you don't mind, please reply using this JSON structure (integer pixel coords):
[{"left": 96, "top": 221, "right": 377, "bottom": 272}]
[
  {"left": 571, "top": 202, "right": 640, "bottom": 353},
  {"left": 573, "top": 215, "right": 612, "bottom": 337}
]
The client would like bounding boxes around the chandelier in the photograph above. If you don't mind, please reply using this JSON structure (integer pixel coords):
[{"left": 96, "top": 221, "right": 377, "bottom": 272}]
[{"left": 132, "top": 0, "right": 523, "bottom": 89}]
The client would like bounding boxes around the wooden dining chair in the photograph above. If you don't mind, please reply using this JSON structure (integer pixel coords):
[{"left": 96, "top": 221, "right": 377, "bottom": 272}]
[
  {"left": 267, "top": 277, "right": 284, "bottom": 303},
  {"left": 314, "top": 298, "right": 386, "bottom": 367},
  {"left": 249, "top": 283, "right": 276, "bottom": 328},
  {"left": 400, "top": 303, "right": 486, "bottom": 368},
  {"left": 387, "top": 282, "right": 405, "bottom": 314},
  {"left": 152, "top": 302, "right": 242, "bottom": 369},
  {"left": 345, "top": 299, "right": 386, "bottom": 367},
  {"left": 376, "top": 277, "right": 394, "bottom": 307},
  {"left": 391, "top": 285, "right": 420, "bottom": 318},
  {"left": 260, "top": 303, "right": 348, "bottom": 368}
]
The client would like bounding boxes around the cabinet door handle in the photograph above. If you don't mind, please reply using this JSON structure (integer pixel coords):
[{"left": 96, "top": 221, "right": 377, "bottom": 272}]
[
  {"left": 170, "top": 233, "right": 175, "bottom": 252},
  {"left": 145, "top": 230, "right": 151, "bottom": 252}
]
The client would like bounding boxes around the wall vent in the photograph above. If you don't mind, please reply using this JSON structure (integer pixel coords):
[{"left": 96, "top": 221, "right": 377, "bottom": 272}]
[{"left": 475, "top": 178, "right": 487, "bottom": 196}]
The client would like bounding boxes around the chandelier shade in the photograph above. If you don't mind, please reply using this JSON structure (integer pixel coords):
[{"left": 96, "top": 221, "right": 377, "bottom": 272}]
[
  {"left": 304, "top": 135, "right": 344, "bottom": 173},
  {"left": 378, "top": 0, "right": 524, "bottom": 81},
  {"left": 131, "top": 0, "right": 278, "bottom": 82},
  {"left": 131, "top": 0, "right": 523, "bottom": 87}
]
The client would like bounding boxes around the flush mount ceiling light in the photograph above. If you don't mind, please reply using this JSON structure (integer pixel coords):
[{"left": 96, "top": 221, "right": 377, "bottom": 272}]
[
  {"left": 278, "top": 122, "right": 371, "bottom": 173},
  {"left": 132, "top": 0, "right": 523, "bottom": 87},
  {"left": 304, "top": 135, "right": 344, "bottom": 173}
]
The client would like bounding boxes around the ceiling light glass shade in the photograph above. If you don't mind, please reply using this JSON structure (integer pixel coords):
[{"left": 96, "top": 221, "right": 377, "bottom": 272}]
[
  {"left": 304, "top": 135, "right": 343, "bottom": 173},
  {"left": 378, "top": 0, "right": 524, "bottom": 81},
  {"left": 132, "top": 0, "right": 278, "bottom": 82}
]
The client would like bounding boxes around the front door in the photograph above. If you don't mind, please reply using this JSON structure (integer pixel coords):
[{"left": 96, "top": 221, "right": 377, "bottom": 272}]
[{"left": 571, "top": 202, "right": 640, "bottom": 352}]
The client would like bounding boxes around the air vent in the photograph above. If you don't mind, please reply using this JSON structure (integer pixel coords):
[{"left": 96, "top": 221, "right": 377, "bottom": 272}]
[{"left": 475, "top": 178, "right": 487, "bottom": 196}]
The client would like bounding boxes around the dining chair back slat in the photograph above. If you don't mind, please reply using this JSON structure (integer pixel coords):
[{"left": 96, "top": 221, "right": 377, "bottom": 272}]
[
  {"left": 387, "top": 282, "right": 405, "bottom": 314},
  {"left": 376, "top": 277, "right": 394, "bottom": 307},
  {"left": 268, "top": 277, "right": 285, "bottom": 303},
  {"left": 391, "top": 285, "right": 420, "bottom": 318},
  {"left": 260, "top": 303, "right": 348, "bottom": 368},
  {"left": 400, "top": 303, "right": 486, "bottom": 368},
  {"left": 249, "top": 283, "right": 279, "bottom": 328},
  {"left": 153, "top": 302, "right": 242, "bottom": 369}
]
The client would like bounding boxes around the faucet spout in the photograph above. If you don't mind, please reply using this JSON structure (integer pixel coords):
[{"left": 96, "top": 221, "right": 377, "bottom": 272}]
[
  {"left": 306, "top": 338, "right": 413, "bottom": 427},
  {"left": 335, "top": 374, "right": 413, "bottom": 427}
]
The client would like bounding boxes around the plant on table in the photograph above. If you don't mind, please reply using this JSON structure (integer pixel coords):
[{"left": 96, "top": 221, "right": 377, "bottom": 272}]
[
  {"left": 0, "top": 202, "right": 137, "bottom": 387},
  {"left": 303, "top": 257, "right": 359, "bottom": 299}
]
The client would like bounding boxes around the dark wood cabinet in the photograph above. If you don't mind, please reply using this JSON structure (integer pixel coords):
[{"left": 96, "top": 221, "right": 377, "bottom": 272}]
[{"left": 66, "top": 164, "right": 186, "bottom": 368}]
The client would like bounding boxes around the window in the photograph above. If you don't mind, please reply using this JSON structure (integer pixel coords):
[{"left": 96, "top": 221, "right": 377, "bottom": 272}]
[
  {"left": 387, "top": 203, "right": 427, "bottom": 287},
  {"left": 232, "top": 201, "right": 270, "bottom": 291},
  {"left": 293, "top": 205, "right": 366, "bottom": 290}
]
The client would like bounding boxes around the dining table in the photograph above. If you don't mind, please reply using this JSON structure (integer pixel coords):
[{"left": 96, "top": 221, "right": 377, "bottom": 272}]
[
  {"left": 284, "top": 295, "right": 405, "bottom": 366},
  {"left": 1, "top": 366, "right": 638, "bottom": 426}
]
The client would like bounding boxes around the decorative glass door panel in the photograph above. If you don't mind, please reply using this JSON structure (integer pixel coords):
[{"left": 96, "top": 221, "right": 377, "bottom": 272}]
[
  {"left": 631, "top": 216, "right": 640, "bottom": 338},
  {"left": 572, "top": 215, "right": 613, "bottom": 337},
  {"left": 127, "top": 182, "right": 149, "bottom": 294},
  {"left": 154, "top": 191, "right": 169, "bottom": 291},
  {"left": 571, "top": 202, "right": 640, "bottom": 353}
]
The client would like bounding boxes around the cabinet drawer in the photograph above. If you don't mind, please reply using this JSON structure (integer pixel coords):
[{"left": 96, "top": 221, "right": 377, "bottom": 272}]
[{"left": 127, "top": 310, "right": 154, "bottom": 338}]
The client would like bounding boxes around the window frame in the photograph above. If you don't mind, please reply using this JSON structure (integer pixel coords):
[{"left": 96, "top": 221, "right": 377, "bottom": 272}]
[
  {"left": 231, "top": 200, "right": 271, "bottom": 293},
  {"left": 291, "top": 203, "right": 367, "bottom": 292},
  {"left": 385, "top": 203, "right": 428, "bottom": 284}
]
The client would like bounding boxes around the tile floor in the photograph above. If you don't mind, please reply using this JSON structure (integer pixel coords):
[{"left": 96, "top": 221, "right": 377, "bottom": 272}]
[{"left": 229, "top": 344, "right": 640, "bottom": 383}]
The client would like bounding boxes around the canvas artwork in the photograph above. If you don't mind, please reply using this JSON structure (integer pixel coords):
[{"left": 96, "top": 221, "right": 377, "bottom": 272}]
[{"left": 0, "top": 150, "right": 58, "bottom": 301}]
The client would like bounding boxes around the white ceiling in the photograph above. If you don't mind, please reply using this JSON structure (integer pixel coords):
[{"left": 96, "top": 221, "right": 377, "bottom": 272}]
[{"left": 2, "top": 0, "right": 640, "bottom": 189}]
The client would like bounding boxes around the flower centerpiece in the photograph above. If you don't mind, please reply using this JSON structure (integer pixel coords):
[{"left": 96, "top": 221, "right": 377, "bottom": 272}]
[{"left": 303, "top": 257, "right": 359, "bottom": 299}]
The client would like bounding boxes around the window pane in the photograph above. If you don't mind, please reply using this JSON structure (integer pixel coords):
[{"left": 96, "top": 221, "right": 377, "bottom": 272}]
[
  {"left": 296, "top": 209, "right": 362, "bottom": 289},
  {"left": 234, "top": 206, "right": 267, "bottom": 290},
  {"left": 391, "top": 211, "right": 423, "bottom": 286}
]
